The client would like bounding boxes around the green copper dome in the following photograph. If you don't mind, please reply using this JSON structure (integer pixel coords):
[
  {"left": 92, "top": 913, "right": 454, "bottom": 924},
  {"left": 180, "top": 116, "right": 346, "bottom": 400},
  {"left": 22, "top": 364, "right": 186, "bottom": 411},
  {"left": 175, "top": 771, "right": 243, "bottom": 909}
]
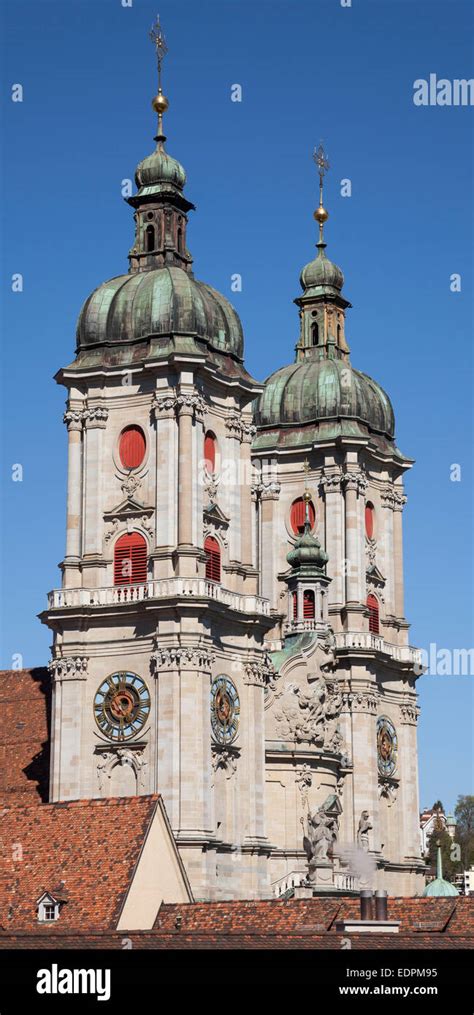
[
  {"left": 135, "top": 142, "right": 186, "bottom": 196},
  {"left": 76, "top": 266, "right": 244, "bottom": 360},
  {"left": 254, "top": 358, "right": 395, "bottom": 439},
  {"left": 422, "top": 846, "right": 459, "bottom": 897},
  {"left": 300, "top": 248, "right": 344, "bottom": 294}
]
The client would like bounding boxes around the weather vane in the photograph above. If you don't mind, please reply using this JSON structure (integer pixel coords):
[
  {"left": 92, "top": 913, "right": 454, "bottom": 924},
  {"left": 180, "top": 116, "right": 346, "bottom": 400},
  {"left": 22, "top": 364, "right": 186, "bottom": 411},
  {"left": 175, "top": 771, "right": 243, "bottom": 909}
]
[
  {"left": 312, "top": 142, "right": 330, "bottom": 245},
  {"left": 150, "top": 14, "right": 168, "bottom": 89},
  {"left": 149, "top": 15, "right": 169, "bottom": 142}
]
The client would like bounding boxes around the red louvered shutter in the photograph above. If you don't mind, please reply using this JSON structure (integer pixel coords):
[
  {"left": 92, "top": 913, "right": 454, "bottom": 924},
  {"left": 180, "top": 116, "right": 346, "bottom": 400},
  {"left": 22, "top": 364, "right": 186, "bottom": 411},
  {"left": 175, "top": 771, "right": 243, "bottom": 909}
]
[
  {"left": 367, "top": 594, "right": 379, "bottom": 634},
  {"left": 204, "top": 535, "right": 221, "bottom": 583},
  {"left": 114, "top": 533, "right": 147, "bottom": 586},
  {"left": 365, "top": 503, "right": 375, "bottom": 539},
  {"left": 292, "top": 590, "right": 297, "bottom": 619},
  {"left": 119, "top": 426, "right": 146, "bottom": 470},
  {"left": 290, "top": 497, "right": 316, "bottom": 535},
  {"left": 303, "top": 590, "right": 315, "bottom": 619},
  {"left": 204, "top": 432, "right": 216, "bottom": 474}
]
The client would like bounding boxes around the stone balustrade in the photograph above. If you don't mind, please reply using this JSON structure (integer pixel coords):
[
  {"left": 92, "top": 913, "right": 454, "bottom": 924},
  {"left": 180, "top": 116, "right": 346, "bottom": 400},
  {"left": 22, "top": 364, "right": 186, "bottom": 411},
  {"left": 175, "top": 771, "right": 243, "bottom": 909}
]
[{"left": 47, "top": 578, "right": 270, "bottom": 617}]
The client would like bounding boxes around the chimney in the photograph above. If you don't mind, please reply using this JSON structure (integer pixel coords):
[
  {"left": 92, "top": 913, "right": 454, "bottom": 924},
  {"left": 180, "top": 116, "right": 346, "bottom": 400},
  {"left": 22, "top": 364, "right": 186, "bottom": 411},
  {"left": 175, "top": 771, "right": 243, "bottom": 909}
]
[
  {"left": 360, "top": 890, "right": 374, "bottom": 920},
  {"left": 375, "top": 889, "right": 388, "bottom": 920}
]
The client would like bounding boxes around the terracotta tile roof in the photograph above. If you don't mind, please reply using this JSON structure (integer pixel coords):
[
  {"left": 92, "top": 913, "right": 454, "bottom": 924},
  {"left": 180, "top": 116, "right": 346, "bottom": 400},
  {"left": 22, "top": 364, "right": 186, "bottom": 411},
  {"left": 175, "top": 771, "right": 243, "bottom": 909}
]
[
  {"left": 0, "top": 795, "right": 159, "bottom": 933},
  {"left": 0, "top": 668, "right": 51, "bottom": 803}
]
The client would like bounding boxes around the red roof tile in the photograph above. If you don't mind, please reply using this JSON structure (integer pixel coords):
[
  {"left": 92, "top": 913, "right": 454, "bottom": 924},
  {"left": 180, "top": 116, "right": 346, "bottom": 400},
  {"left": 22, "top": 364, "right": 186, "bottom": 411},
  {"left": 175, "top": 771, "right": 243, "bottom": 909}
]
[
  {"left": 0, "top": 669, "right": 51, "bottom": 802},
  {"left": 0, "top": 795, "right": 159, "bottom": 933}
]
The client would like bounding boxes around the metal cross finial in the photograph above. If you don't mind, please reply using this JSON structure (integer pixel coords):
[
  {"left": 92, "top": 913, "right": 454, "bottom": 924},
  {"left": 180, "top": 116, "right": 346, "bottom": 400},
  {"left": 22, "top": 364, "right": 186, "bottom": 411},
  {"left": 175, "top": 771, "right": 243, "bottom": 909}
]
[
  {"left": 313, "top": 142, "right": 330, "bottom": 184},
  {"left": 150, "top": 14, "right": 168, "bottom": 88}
]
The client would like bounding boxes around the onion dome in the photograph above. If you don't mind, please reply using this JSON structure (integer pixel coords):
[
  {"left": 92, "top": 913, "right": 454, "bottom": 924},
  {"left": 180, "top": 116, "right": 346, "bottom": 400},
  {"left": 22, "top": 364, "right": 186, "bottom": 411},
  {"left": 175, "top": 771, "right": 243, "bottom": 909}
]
[
  {"left": 76, "top": 267, "right": 244, "bottom": 361},
  {"left": 422, "top": 845, "right": 459, "bottom": 898},
  {"left": 300, "top": 247, "right": 344, "bottom": 294},
  {"left": 254, "top": 358, "right": 395, "bottom": 439},
  {"left": 135, "top": 145, "right": 186, "bottom": 197}
]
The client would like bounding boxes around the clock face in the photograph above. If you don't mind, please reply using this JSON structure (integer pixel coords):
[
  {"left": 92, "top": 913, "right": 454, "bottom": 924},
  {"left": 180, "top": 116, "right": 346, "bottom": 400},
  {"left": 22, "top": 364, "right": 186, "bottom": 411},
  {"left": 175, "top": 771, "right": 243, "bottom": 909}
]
[
  {"left": 94, "top": 672, "right": 150, "bottom": 742},
  {"left": 210, "top": 676, "right": 240, "bottom": 745},
  {"left": 377, "top": 716, "right": 398, "bottom": 777}
]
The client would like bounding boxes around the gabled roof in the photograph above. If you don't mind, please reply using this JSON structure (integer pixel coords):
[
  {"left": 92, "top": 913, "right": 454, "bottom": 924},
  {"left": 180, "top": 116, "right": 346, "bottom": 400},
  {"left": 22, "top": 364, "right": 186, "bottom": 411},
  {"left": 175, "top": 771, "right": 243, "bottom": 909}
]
[{"left": 0, "top": 796, "right": 159, "bottom": 932}]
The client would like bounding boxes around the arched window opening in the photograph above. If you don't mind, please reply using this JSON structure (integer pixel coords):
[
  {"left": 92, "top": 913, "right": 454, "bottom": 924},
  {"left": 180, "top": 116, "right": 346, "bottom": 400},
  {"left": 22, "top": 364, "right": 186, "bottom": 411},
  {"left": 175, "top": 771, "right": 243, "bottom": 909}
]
[
  {"left": 337, "top": 324, "right": 341, "bottom": 344},
  {"left": 205, "top": 535, "right": 221, "bottom": 583},
  {"left": 119, "top": 425, "right": 146, "bottom": 470},
  {"left": 290, "top": 497, "right": 316, "bottom": 535},
  {"left": 204, "top": 432, "right": 217, "bottom": 474},
  {"left": 114, "top": 533, "right": 147, "bottom": 586},
  {"left": 303, "top": 590, "right": 315, "bottom": 619},
  {"left": 292, "top": 590, "right": 297, "bottom": 619},
  {"left": 367, "top": 593, "right": 380, "bottom": 634},
  {"left": 311, "top": 322, "right": 319, "bottom": 346},
  {"left": 177, "top": 226, "right": 183, "bottom": 253},
  {"left": 365, "top": 502, "right": 375, "bottom": 539},
  {"left": 145, "top": 225, "right": 155, "bottom": 252}
]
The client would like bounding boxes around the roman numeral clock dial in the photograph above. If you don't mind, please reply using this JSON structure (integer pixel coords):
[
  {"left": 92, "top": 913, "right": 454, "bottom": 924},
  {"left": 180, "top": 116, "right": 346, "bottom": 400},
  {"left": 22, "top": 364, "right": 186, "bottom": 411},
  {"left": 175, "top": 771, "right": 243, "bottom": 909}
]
[{"left": 94, "top": 672, "right": 150, "bottom": 742}]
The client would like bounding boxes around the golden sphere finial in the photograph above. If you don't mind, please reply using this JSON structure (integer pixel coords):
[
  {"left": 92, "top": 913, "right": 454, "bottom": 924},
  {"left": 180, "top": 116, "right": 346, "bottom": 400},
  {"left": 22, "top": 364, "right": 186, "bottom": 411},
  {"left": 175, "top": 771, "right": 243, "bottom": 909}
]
[
  {"left": 152, "top": 92, "right": 169, "bottom": 114},
  {"left": 313, "top": 205, "right": 329, "bottom": 225}
]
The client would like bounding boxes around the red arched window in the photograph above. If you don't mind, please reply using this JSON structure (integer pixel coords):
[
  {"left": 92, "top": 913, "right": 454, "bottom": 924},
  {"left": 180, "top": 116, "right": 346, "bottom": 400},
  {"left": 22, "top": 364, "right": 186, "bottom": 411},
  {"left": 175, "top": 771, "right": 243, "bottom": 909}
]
[
  {"left": 205, "top": 535, "right": 221, "bottom": 582},
  {"left": 114, "top": 533, "right": 147, "bottom": 586},
  {"left": 367, "top": 594, "right": 379, "bottom": 634},
  {"left": 292, "top": 590, "right": 297, "bottom": 619},
  {"left": 303, "top": 590, "right": 315, "bottom": 619},
  {"left": 119, "top": 426, "right": 146, "bottom": 470},
  {"left": 204, "top": 432, "right": 217, "bottom": 474},
  {"left": 290, "top": 497, "right": 316, "bottom": 535},
  {"left": 365, "top": 502, "right": 375, "bottom": 539}
]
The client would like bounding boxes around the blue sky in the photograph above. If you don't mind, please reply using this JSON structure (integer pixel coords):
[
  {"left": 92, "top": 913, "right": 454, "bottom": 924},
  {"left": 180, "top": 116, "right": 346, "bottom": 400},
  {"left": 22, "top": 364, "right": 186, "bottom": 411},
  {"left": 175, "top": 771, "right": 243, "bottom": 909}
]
[{"left": 1, "top": 0, "right": 472, "bottom": 812}]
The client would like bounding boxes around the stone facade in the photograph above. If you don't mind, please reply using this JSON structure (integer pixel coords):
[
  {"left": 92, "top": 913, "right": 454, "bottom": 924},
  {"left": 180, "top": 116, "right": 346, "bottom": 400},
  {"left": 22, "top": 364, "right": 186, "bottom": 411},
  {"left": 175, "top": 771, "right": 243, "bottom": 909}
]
[{"left": 40, "top": 70, "right": 425, "bottom": 900}]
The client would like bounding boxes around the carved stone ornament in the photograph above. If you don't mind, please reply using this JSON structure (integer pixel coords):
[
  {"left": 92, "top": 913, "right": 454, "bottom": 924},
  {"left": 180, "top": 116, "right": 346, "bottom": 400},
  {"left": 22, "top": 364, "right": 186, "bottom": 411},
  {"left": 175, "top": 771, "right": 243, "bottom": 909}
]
[
  {"left": 84, "top": 406, "right": 109, "bottom": 429},
  {"left": 381, "top": 486, "right": 407, "bottom": 512},
  {"left": 151, "top": 643, "right": 215, "bottom": 672},
  {"left": 63, "top": 408, "right": 86, "bottom": 431},
  {"left": 378, "top": 777, "right": 399, "bottom": 806},
  {"left": 342, "top": 691, "right": 378, "bottom": 714},
  {"left": 104, "top": 513, "right": 153, "bottom": 543},
  {"left": 274, "top": 672, "right": 344, "bottom": 752},
  {"left": 365, "top": 536, "right": 377, "bottom": 568},
  {"left": 211, "top": 745, "right": 239, "bottom": 780},
  {"left": 251, "top": 481, "right": 281, "bottom": 501},
  {"left": 320, "top": 468, "right": 343, "bottom": 492},
  {"left": 244, "top": 652, "right": 276, "bottom": 687},
  {"left": 48, "top": 656, "right": 88, "bottom": 681},
  {"left": 152, "top": 389, "right": 205, "bottom": 418},
  {"left": 121, "top": 474, "right": 142, "bottom": 499},
  {"left": 342, "top": 469, "right": 368, "bottom": 495},
  {"left": 302, "top": 795, "right": 342, "bottom": 869},
  {"left": 95, "top": 744, "right": 148, "bottom": 794},
  {"left": 400, "top": 703, "right": 419, "bottom": 725},
  {"left": 296, "top": 764, "right": 313, "bottom": 809}
]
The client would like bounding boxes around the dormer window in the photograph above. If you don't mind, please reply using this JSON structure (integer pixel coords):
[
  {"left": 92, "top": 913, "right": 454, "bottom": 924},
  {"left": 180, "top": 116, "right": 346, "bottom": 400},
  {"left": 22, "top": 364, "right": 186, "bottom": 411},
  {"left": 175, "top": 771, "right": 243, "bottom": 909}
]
[{"left": 37, "top": 892, "right": 61, "bottom": 923}]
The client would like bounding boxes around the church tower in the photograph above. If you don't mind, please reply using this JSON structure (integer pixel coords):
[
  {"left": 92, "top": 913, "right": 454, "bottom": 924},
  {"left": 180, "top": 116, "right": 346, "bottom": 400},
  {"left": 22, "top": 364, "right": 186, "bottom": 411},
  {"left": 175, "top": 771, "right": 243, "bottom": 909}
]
[
  {"left": 253, "top": 147, "right": 425, "bottom": 896},
  {"left": 41, "top": 19, "right": 274, "bottom": 900}
]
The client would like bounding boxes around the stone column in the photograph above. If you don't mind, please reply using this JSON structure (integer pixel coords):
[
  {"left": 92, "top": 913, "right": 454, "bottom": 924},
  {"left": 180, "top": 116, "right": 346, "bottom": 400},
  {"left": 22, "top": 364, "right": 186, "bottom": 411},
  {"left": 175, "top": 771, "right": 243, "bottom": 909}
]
[
  {"left": 242, "top": 664, "right": 267, "bottom": 843},
  {"left": 258, "top": 480, "right": 281, "bottom": 606},
  {"left": 393, "top": 488, "right": 407, "bottom": 620},
  {"left": 48, "top": 657, "right": 88, "bottom": 801},
  {"left": 343, "top": 461, "right": 367, "bottom": 631},
  {"left": 322, "top": 463, "right": 344, "bottom": 610},
  {"left": 381, "top": 486, "right": 395, "bottom": 616},
  {"left": 153, "top": 644, "right": 215, "bottom": 895},
  {"left": 345, "top": 690, "right": 381, "bottom": 855},
  {"left": 63, "top": 406, "right": 84, "bottom": 588},
  {"left": 82, "top": 405, "right": 108, "bottom": 587},
  {"left": 152, "top": 392, "right": 178, "bottom": 578},
  {"left": 398, "top": 701, "right": 421, "bottom": 859},
  {"left": 240, "top": 422, "right": 255, "bottom": 568},
  {"left": 175, "top": 387, "right": 203, "bottom": 577}
]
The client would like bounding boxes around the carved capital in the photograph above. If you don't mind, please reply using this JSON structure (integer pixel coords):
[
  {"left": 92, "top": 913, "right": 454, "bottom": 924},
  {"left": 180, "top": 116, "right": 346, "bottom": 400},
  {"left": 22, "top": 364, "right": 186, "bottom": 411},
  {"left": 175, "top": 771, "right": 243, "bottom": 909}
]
[
  {"left": 342, "top": 469, "right": 368, "bottom": 495},
  {"left": 176, "top": 391, "right": 205, "bottom": 418},
  {"left": 320, "top": 468, "right": 343, "bottom": 493},
  {"left": 381, "top": 486, "right": 407, "bottom": 511},
  {"left": 84, "top": 406, "right": 109, "bottom": 429},
  {"left": 151, "top": 643, "right": 215, "bottom": 672},
  {"left": 400, "top": 702, "right": 419, "bottom": 725},
  {"left": 63, "top": 408, "right": 86, "bottom": 432},
  {"left": 252, "top": 481, "right": 281, "bottom": 501},
  {"left": 48, "top": 656, "right": 88, "bottom": 681},
  {"left": 152, "top": 393, "right": 178, "bottom": 417},
  {"left": 342, "top": 691, "right": 378, "bottom": 714}
]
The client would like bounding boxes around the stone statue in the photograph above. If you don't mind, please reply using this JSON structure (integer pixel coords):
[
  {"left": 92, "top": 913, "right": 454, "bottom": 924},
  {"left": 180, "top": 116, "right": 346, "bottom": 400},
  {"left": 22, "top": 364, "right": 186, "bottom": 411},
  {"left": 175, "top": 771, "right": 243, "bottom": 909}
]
[
  {"left": 357, "top": 810, "right": 372, "bottom": 850},
  {"left": 302, "top": 805, "right": 338, "bottom": 863}
]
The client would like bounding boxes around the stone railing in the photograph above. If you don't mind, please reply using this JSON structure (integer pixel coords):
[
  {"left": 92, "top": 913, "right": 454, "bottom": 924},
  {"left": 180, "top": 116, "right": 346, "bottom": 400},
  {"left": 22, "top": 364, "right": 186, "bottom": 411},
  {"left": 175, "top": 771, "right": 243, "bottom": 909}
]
[
  {"left": 334, "top": 632, "right": 422, "bottom": 667},
  {"left": 272, "top": 869, "right": 359, "bottom": 896},
  {"left": 47, "top": 578, "right": 270, "bottom": 617}
]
